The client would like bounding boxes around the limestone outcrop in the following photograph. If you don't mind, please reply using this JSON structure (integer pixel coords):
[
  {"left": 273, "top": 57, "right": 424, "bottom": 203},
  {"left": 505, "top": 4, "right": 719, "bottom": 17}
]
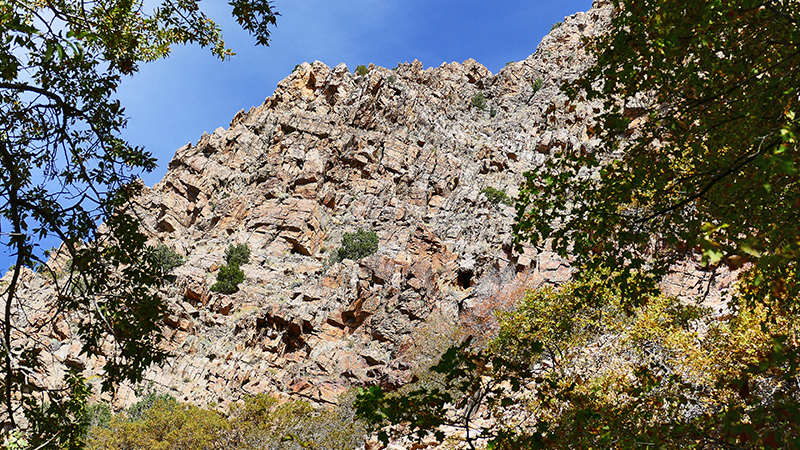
[{"left": 2, "top": 0, "right": 734, "bottom": 412}]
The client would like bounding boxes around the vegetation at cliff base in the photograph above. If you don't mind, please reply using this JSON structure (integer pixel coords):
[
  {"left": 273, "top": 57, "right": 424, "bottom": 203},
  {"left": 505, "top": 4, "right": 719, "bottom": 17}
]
[
  {"left": 357, "top": 272, "right": 800, "bottom": 448},
  {"left": 86, "top": 392, "right": 368, "bottom": 450}
]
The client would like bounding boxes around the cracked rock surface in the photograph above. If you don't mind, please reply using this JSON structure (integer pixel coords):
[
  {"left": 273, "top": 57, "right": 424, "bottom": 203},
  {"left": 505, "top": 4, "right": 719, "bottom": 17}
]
[{"left": 3, "top": 0, "right": 735, "bottom": 410}]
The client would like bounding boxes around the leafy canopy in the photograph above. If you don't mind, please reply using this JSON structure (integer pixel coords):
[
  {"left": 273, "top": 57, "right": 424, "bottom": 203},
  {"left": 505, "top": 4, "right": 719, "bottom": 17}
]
[
  {"left": 516, "top": 0, "right": 800, "bottom": 312},
  {"left": 87, "top": 392, "right": 368, "bottom": 450},
  {"left": 513, "top": 0, "right": 800, "bottom": 443},
  {"left": 358, "top": 272, "right": 800, "bottom": 449},
  {"left": 0, "top": 0, "right": 277, "bottom": 446}
]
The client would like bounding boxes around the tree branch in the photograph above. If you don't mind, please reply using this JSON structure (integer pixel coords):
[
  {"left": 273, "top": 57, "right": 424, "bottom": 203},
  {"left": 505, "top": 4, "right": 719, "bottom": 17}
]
[
  {"left": 0, "top": 82, "right": 83, "bottom": 118},
  {"left": 632, "top": 139, "right": 777, "bottom": 225}
]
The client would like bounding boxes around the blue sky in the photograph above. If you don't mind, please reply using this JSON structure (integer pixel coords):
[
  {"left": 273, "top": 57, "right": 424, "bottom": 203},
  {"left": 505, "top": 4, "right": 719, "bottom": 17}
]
[{"left": 2, "top": 0, "right": 593, "bottom": 270}]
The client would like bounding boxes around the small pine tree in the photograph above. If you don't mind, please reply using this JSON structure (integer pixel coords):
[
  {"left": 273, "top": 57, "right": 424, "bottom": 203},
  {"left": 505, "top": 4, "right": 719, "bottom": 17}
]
[
  {"left": 210, "top": 264, "right": 245, "bottom": 294},
  {"left": 336, "top": 229, "right": 379, "bottom": 262},
  {"left": 471, "top": 91, "right": 487, "bottom": 110},
  {"left": 224, "top": 243, "right": 250, "bottom": 266},
  {"left": 481, "top": 187, "right": 513, "bottom": 206},
  {"left": 147, "top": 245, "right": 185, "bottom": 275}
]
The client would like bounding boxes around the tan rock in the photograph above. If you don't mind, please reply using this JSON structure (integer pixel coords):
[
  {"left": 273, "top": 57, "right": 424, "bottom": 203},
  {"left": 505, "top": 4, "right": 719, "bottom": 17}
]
[
  {"left": 9, "top": 1, "right": 728, "bottom": 418},
  {"left": 52, "top": 317, "right": 70, "bottom": 341}
]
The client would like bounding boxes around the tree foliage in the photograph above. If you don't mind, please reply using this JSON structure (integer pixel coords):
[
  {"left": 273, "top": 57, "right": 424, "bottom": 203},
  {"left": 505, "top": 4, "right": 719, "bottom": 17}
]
[
  {"left": 511, "top": 0, "right": 800, "bottom": 441},
  {"left": 0, "top": 0, "right": 277, "bottom": 446},
  {"left": 517, "top": 0, "right": 800, "bottom": 310},
  {"left": 224, "top": 242, "right": 251, "bottom": 267},
  {"left": 358, "top": 0, "right": 800, "bottom": 448},
  {"left": 210, "top": 262, "right": 245, "bottom": 295},
  {"left": 335, "top": 228, "right": 379, "bottom": 262},
  {"left": 87, "top": 392, "right": 368, "bottom": 450},
  {"left": 146, "top": 244, "right": 185, "bottom": 276},
  {"left": 358, "top": 273, "right": 800, "bottom": 448}
]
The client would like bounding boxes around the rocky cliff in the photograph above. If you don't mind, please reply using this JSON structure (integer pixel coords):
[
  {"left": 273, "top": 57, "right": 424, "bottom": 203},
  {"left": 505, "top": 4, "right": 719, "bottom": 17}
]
[{"left": 3, "top": 0, "right": 733, "bottom": 412}]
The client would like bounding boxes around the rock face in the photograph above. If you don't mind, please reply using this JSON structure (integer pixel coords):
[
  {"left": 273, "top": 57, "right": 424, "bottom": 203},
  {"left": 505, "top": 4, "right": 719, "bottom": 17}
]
[{"left": 2, "top": 0, "right": 733, "bottom": 410}]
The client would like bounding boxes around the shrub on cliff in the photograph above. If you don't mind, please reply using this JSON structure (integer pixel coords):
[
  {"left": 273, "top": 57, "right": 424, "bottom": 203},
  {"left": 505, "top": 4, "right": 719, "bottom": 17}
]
[
  {"left": 147, "top": 245, "right": 185, "bottom": 276},
  {"left": 211, "top": 243, "right": 250, "bottom": 294},
  {"left": 335, "top": 229, "right": 379, "bottom": 262},
  {"left": 470, "top": 91, "right": 487, "bottom": 110},
  {"left": 211, "top": 263, "right": 246, "bottom": 294},
  {"left": 481, "top": 186, "right": 512, "bottom": 206},
  {"left": 531, "top": 77, "right": 544, "bottom": 93},
  {"left": 224, "top": 243, "right": 251, "bottom": 266}
]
